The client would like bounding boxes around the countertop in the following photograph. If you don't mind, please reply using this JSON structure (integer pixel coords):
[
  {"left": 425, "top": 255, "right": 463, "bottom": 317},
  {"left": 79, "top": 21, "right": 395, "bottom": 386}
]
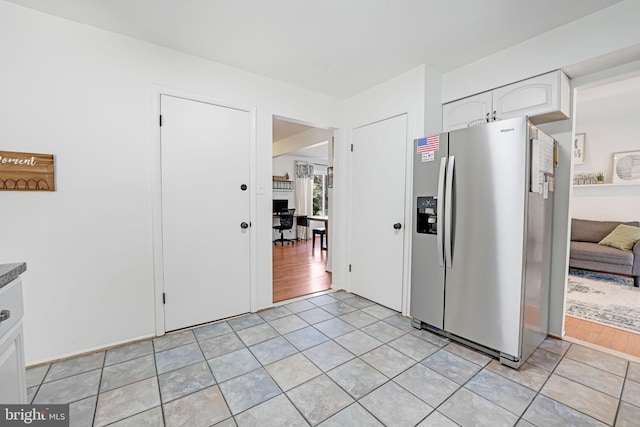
[{"left": 0, "top": 263, "right": 27, "bottom": 289}]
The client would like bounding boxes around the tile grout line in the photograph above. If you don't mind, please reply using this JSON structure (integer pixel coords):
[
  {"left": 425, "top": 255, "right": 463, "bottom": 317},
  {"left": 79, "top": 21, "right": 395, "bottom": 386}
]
[
  {"left": 560, "top": 346, "right": 631, "bottom": 426},
  {"left": 512, "top": 348, "right": 567, "bottom": 427},
  {"left": 256, "top": 303, "right": 409, "bottom": 425},
  {"left": 313, "top": 314, "right": 455, "bottom": 425},
  {"left": 282, "top": 323, "right": 396, "bottom": 425},
  {"left": 230, "top": 305, "right": 358, "bottom": 424},
  {"left": 412, "top": 348, "right": 485, "bottom": 426},
  {"left": 208, "top": 326, "right": 272, "bottom": 425},
  {"left": 89, "top": 351, "right": 106, "bottom": 427},
  {"left": 28, "top": 363, "right": 52, "bottom": 404},
  {"left": 612, "top": 361, "right": 631, "bottom": 426},
  {"left": 551, "top": 356, "right": 627, "bottom": 399},
  {"left": 374, "top": 347, "right": 460, "bottom": 426},
  {"left": 524, "top": 341, "right": 622, "bottom": 426},
  {"left": 151, "top": 337, "right": 167, "bottom": 427}
]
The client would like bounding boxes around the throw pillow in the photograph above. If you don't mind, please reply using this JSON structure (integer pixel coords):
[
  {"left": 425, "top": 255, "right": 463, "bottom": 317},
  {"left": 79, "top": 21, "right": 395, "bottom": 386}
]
[{"left": 598, "top": 224, "right": 640, "bottom": 251}]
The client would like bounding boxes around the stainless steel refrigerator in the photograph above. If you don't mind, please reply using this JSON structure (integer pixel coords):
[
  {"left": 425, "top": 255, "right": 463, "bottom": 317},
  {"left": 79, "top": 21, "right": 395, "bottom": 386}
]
[{"left": 410, "top": 116, "right": 556, "bottom": 369}]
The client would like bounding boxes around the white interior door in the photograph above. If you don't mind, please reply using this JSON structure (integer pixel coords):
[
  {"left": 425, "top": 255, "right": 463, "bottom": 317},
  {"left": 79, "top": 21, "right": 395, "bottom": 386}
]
[
  {"left": 350, "top": 114, "right": 407, "bottom": 311},
  {"left": 161, "top": 94, "right": 251, "bottom": 331}
]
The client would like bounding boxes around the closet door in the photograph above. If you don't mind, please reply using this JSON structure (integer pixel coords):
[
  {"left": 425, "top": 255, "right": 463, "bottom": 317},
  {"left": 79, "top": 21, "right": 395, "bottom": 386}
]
[
  {"left": 350, "top": 114, "right": 407, "bottom": 311},
  {"left": 160, "top": 94, "right": 251, "bottom": 331}
]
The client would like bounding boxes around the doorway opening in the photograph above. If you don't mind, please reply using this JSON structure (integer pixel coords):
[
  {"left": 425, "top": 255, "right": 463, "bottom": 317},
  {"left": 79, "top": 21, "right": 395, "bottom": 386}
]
[
  {"left": 564, "top": 74, "right": 640, "bottom": 358},
  {"left": 272, "top": 116, "right": 334, "bottom": 303}
]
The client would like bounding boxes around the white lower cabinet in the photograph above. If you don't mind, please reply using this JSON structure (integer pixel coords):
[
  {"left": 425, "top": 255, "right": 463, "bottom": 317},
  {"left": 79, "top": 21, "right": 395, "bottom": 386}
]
[
  {"left": 443, "top": 70, "right": 570, "bottom": 131},
  {"left": 0, "top": 277, "right": 27, "bottom": 404}
]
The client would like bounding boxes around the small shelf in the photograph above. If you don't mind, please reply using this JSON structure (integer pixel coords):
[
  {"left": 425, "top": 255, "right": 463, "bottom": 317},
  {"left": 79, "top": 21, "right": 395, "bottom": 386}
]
[
  {"left": 573, "top": 183, "right": 640, "bottom": 188},
  {"left": 272, "top": 180, "right": 293, "bottom": 191}
]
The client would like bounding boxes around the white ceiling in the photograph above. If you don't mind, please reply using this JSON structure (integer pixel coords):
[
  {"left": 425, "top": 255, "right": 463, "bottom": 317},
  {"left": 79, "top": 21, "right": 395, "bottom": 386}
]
[
  {"left": 5, "top": 0, "right": 622, "bottom": 99},
  {"left": 272, "top": 119, "right": 315, "bottom": 143},
  {"left": 285, "top": 142, "right": 329, "bottom": 162}
]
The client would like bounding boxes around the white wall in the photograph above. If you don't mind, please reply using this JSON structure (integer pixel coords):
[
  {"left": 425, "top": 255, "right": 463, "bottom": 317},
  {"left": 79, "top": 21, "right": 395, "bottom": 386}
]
[
  {"left": 424, "top": 65, "right": 444, "bottom": 136},
  {"left": 441, "top": 0, "right": 640, "bottom": 338},
  {"left": 572, "top": 185, "right": 640, "bottom": 222},
  {"left": 0, "top": 1, "right": 342, "bottom": 364},
  {"left": 341, "top": 65, "right": 426, "bottom": 314},
  {"left": 571, "top": 76, "right": 640, "bottom": 221},
  {"left": 272, "top": 155, "right": 297, "bottom": 205},
  {"left": 442, "top": 0, "right": 640, "bottom": 103}
]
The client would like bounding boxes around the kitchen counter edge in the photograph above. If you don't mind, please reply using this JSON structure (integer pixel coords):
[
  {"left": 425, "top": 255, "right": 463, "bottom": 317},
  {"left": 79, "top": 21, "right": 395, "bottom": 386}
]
[{"left": 0, "top": 263, "right": 27, "bottom": 289}]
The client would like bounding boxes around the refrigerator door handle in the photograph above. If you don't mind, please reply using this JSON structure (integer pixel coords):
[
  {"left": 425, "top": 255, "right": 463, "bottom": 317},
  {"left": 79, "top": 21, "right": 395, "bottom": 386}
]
[
  {"left": 436, "top": 157, "right": 447, "bottom": 267},
  {"left": 444, "top": 155, "right": 455, "bottom": 268}
]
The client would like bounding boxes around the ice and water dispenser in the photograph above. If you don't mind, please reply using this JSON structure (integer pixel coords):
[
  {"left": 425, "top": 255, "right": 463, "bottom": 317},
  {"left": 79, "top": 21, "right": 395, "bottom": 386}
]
[{"left": 416, "top": 196, "right": 437, "bottom": 235}]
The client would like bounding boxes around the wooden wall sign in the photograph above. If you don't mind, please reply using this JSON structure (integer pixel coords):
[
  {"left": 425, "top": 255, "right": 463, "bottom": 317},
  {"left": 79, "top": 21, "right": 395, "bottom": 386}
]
[{"left": 0, "top": 151, "right": 55, "bottom": 191}]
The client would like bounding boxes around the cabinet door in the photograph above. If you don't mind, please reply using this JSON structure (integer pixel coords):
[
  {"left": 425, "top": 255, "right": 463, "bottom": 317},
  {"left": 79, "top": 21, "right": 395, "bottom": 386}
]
[
  {"left": 0, "top": 278, "right": 27, "bottom": 403},
  {"left": 493, "top": 70, "right": 569, "bottom": 122},
  {"left": 443, "top": 92, "right": 492, "bottom": 131},
  {"left": 0, "top": 324, "right": 27, "bottom": 403}
]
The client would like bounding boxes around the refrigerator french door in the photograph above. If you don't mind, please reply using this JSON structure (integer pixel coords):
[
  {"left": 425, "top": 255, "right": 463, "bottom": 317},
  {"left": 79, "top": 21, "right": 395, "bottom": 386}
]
[
  {"left": 411, "top": 116, "right": 553, "bottom": 368},
  {"left": 444, "top": 120, "right": 528, "bottom": 358}
]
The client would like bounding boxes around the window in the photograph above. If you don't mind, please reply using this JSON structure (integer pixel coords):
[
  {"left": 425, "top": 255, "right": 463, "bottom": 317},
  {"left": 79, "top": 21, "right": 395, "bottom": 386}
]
[{"left": 313, "top": 171, "right": 328, "bottom": 216}]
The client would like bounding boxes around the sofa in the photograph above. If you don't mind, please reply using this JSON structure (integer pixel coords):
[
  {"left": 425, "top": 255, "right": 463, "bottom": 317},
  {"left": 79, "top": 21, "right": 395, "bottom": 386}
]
[{"left": 569, "top": 218, "right": 640, "bottom": 287}]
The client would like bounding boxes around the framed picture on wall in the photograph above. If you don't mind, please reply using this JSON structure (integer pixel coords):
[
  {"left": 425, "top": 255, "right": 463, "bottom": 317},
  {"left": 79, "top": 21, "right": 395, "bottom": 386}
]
[
  {"left": 573, "top": 133, "right": 585, "bottom": 165},
  {"left": 612, "top": 150, "right": 640, "bottom": 184}
]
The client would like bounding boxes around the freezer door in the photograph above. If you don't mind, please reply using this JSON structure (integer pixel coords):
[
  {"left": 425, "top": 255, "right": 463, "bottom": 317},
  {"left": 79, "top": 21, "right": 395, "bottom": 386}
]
[
  {"left": 443, "top": 117, "right": 528, "bottom": 357},
  {"left": 410, "top": 134, "right": 448, "bottom": 329}
]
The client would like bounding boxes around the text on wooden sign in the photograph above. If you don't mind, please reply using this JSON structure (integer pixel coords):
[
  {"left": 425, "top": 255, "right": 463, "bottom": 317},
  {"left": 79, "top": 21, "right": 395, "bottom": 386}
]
[{"left": 0, "top": 150, "right": 55, "bottom": 191}]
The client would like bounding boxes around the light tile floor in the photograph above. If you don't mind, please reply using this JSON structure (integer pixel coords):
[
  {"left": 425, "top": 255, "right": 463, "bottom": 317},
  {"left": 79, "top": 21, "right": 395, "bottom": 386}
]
[{"left": 27, "top": 291, "right": 640, "bottom": 426}]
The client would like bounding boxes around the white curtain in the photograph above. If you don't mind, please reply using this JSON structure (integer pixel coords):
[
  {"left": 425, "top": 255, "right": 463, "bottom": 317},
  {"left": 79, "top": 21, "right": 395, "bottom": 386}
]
[
  {"left": 294, "top": 161, "right": 314, "bottom": 216},
  {"left": 294, "top": 176, "right": 312, "bottom": 216}
]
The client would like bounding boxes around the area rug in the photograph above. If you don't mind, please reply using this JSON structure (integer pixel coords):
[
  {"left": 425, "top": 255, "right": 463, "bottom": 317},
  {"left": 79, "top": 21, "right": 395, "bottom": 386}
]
[{"left": 566, "top": 268, "right": 640, "bottom": 333}]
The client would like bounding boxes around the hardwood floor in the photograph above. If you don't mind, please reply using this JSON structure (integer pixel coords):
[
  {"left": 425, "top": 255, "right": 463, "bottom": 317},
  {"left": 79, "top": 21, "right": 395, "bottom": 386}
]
[
  {"left": 565, "top": 315, "right": 640, "bottom": 358},
  {"left": 272, "top": 239, "right": 332, "bottom": 303}
]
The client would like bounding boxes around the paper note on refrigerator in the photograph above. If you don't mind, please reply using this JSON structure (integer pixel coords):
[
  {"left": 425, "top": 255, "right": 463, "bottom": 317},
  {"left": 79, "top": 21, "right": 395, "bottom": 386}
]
[
  {"left": 538, "top": 132, "right": 554, "bottom": 173},
  {"left": 531, "top": 133, "right": 555, "bottom": 194},
  {"left": 421, "top": 151, "right": 435, "bottom": 162}
]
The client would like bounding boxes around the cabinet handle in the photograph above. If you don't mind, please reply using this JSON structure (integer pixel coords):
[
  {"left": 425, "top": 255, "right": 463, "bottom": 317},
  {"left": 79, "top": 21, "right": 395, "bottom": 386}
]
[{"left": 0, "top": 310, "right": 10, "bottom": 324}]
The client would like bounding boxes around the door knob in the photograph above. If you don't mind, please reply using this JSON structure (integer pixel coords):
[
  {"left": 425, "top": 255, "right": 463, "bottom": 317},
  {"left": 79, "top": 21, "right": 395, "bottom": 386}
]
[
  {"left": 393, "top": 223, "right": 402, "bottom": 230},
  {"left": 240, "top": 222, "right": 249, "bottom": 229}
]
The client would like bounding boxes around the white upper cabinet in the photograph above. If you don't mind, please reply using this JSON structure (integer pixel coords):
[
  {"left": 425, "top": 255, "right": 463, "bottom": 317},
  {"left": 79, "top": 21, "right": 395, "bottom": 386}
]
[
  {"left": 443, "top": 70, "right": 570, "bottom": 132},
  {"left": 442, "top": 92, "right": 492, "bottom": 132},
  {"left": 493, "top": 70, "right": 570, "bottom": 123}
]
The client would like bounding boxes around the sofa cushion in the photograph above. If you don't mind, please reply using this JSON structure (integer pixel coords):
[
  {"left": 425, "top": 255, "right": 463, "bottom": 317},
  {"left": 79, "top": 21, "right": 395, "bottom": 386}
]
[
  {"left": 570, "top": 241, "right": 634, "bottom": 266},
  {"left": 571, "top": 219, "right": 640, "bottom": 243},
  {"left": 599, "top": 224, "right": 640, "bottom": 251}
]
